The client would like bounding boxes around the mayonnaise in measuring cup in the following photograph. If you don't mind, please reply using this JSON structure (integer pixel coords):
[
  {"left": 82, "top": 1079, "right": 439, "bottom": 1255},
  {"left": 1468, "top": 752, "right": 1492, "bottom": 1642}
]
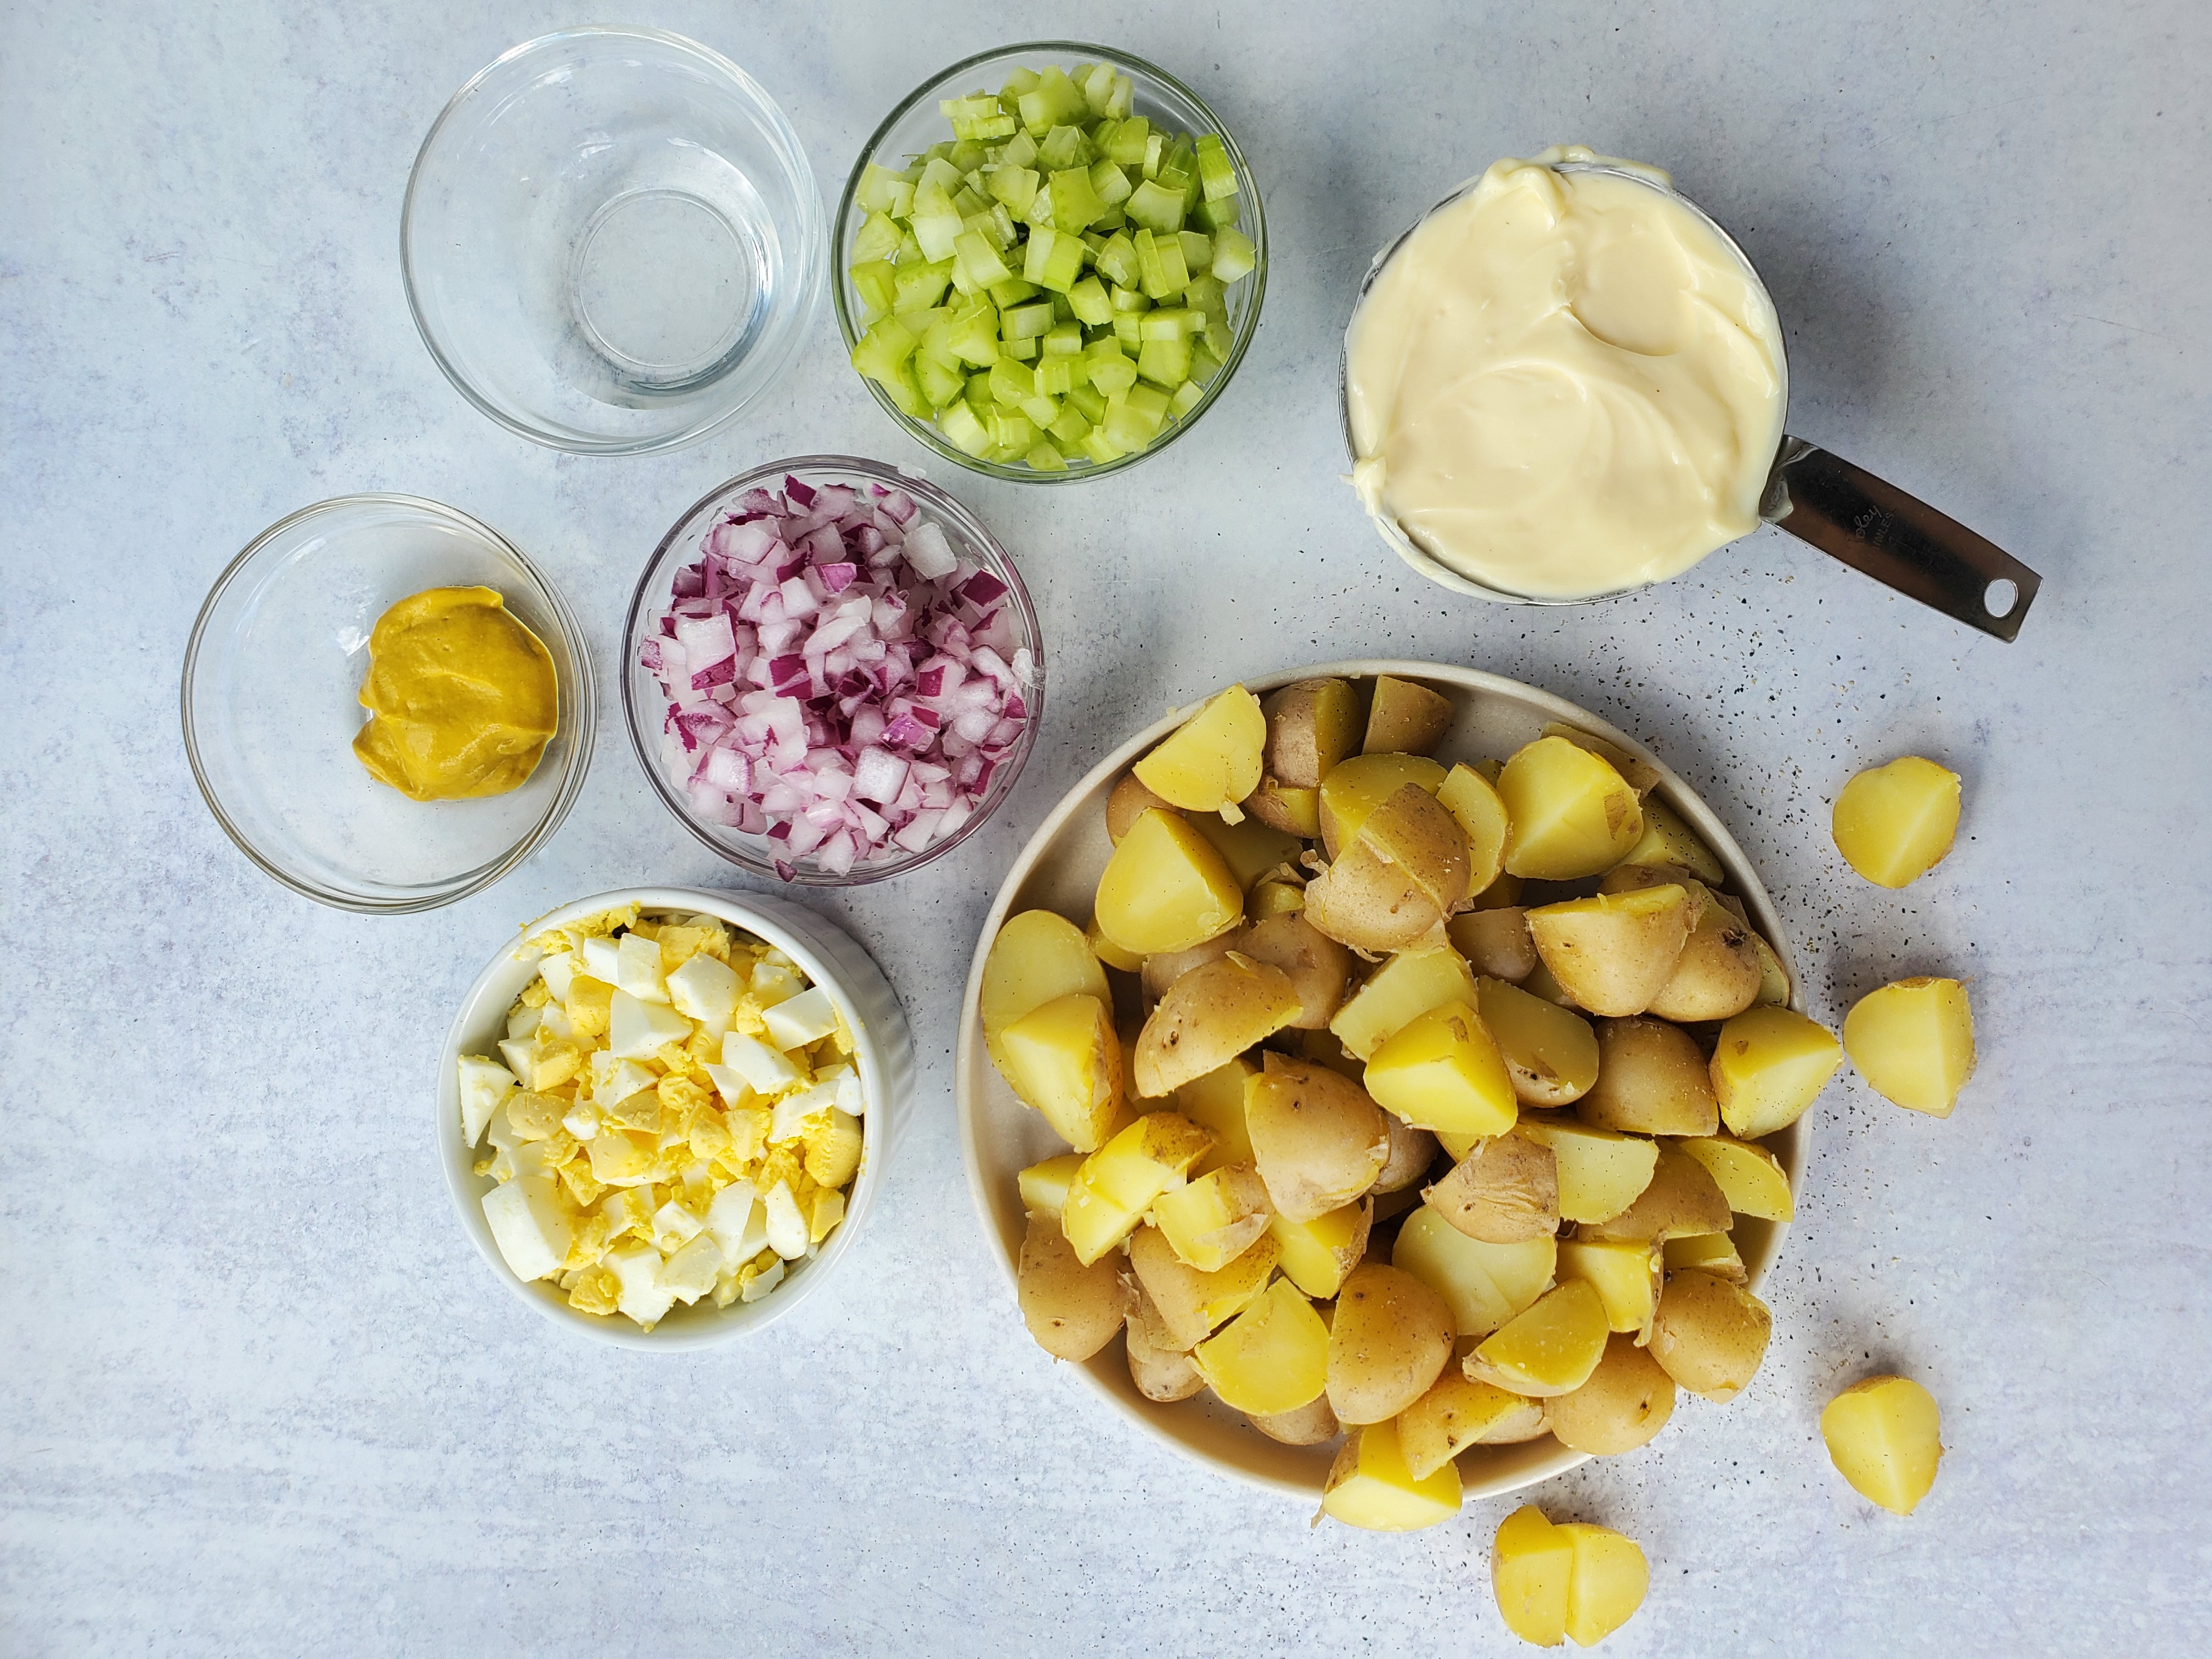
[{"left": 1346, "top": 147, "right": 1786, "bottom": 600}]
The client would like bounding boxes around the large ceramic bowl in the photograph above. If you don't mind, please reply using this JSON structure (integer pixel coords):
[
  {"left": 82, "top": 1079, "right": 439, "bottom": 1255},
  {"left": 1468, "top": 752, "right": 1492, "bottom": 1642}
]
[{"left": 956, "top": 659, "right": 1805, "bottom": 1500}]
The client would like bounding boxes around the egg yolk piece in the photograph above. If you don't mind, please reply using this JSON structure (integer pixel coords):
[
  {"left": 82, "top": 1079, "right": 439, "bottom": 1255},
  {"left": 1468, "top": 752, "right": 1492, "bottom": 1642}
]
[{"left": 352, "top": 586, "right": 558, "bottom": 802}]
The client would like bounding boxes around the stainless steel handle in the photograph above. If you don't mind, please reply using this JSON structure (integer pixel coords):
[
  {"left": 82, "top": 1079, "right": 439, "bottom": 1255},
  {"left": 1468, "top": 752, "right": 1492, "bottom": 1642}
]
[{"left": 1763, "top": 438, "right": 2042, "bottom": 641}]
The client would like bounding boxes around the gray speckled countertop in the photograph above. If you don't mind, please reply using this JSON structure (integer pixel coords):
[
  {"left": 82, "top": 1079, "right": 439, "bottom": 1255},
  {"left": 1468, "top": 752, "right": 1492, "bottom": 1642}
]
[{"left": 5, "top": 2, "right": 2209, "bottom": 1654}]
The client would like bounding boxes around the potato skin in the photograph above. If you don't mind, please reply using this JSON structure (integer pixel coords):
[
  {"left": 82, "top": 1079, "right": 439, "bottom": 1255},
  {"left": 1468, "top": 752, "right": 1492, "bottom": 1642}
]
[
  {"left": 1362, "top": 675, "right": 1455, "bottom": 757},
  {"left": 1133, "top": 952, "right": 1301, "bottom": 1098},
  {"left": 1579, "top": 1147, "right": 1734, "bottom": 1243},
  {"left": 1105, "top": 772, "right": 1177, "bottom": 844},
  {"left": 1249, "top": 1392, "right": 1342, "bottom": 1446},
  {"left": 1325, "top": 1263, "right": 1455, "bottom": 1424},
  {"left": 1139, "top": 933, "right": 1239, "bottom": 1012},
  {"left": 1424, "top": 1132, "right": 1559, "bottom": 1243},
  {"left": 1245, "top": 1053, "right": 1391, "bottom": 1222},
  {"left": 1576, "top": 1017, "right": 1719, "bottom": 1136},
  {"left": 1525, "top": 886, "right": 1697, "bottom": 1018},
  {"left": 1645, "top": 896, "right": 1763, "bottom": 1023},
  {"left": 1649, "top": 1270, "right": 1772, "bottom": 1401},
  {"left": 1263, "top": 678, "right": 1365, "bottom": 789},
  {"left": 1303, "top": 838, "right": 1445, "bottom": 955},
  {"left": 1449, "top": 907, "right": 1538, "bottom": 982},
  {"left": 1372, "top": 1110, "right": 1442, "bottom": 1194},
  {"left": 1018, "top": 1213, "right": 1130, "bottom": 1361},
  {"left": 1235, "top": 915, "right": 1353, "bottom": 1031},
  {"left": 1547, "top": 1334, "right": 1677, "bottom": 1454},
  {"left": 1122, "top": 1278, "right": 1206, "bottom": 1401}
]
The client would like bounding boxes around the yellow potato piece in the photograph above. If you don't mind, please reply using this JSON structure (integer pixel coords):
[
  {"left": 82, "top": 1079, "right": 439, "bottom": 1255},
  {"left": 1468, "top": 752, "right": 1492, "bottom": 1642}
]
[
  {"left": 1134, "top": 951, "right": 1301, "bottom": 1099},
  {"left": 1245, "top": 782, "right": 1322, "bottom": 838},
  {"left": 1526, "top": 885, "right": 1696, "bottom": 1017},
  {"left": 1392, "top": 1207, "right": 1554, "bottom": 1339},
  {"left": 1663, "top": 1231, "right": 1746, "bottom": 1282},
  {"left": 1397, "top": 1373, "right": 1548, "bottom": 1479},
  {"left": 1362, "top": 674, "right": 1455, "bottom": 755},
  {"left": 1514, "top": 1119, "right": 1659, "bottom": 1225},
  {"left": 1083, "top": 913, "right": 1142, "bottom": 973},
  {"left": 1649, "top": 1269, "right": 1771, "bottom": 1401},
  {"left": 1094, "top": 808, "right": 1244, "bottom": 956},
  {"left": 1261, "top": 678, "right": 1364, "bottom": 789},
  {"left": 1325, "top": 1262, "right": 1455, "bottom": 1425},
  {"left": 1152, "top": 1163, "right": 1274, "bottom": 1272},
  {"left": 1832, "top": 755, "right": 1961, "bottom": 888},
  {"left": 1449, "top": 906, "right": 1538, "bottom": 983},
  {"left": 1330, "top": 944, "right": 1479, "bottom": 1061},
  {"left": 1244, "top": 1054, "right": 1391, "bottom": 1222},
  {"left": 1614, "top": 794, "right": 1725, "bottom": 883},
  {"left": 1579, "top": 1146, "right": 1734, "bottom": 1244},
  {"left": 1548, "top": 1335, "right": 1676, "bottom": 1457},
  {"left": 1126, "top": 1222, "right": 1281, "bottom": 1348},
  {"left": 1187, "top": 810, "right": 1306, "bottom": 890},
  {"left": 1363, "top": 1001, "right": 1519, "bottom": 1138},
  {"left": 1498, "top": 736, "right": 1644, "bottom": 880},
  {"left": 1674, "top": 1135, "right": 1794, "bottom": 1221},
  {"left": 1060, "top": 1111, "right": 1214, "bottom": 1266},
  {"left": 1247, "top": 877, "right": 1307, "bottom": 919},
  {"left": 1358, "top": 783, "right": 1475, "bottom": 915},
  {"left": 1559, "top": 1522, "right": 1650, "bottom": 1646},
  {"left": 1711, "top": 1006, "right": 1845, "bottom": 1139},
  {"left": 1193, "top": 1278, "right": 1330, "bottom": 1415},
  {"left": 1437, "top": 763, "right": 1510, "bottom": 897},
  {"left": 1821, "top": 1374, "right": 1944, "bottom": 1515},
  {"left": 997, "top": 992, "right": 1127, "bottom": 1154},
  {"left": 1301, "top": 836, "right": 1444, "bottom": 955},
  {"left": 1555, "top": 1239, "right": 1662, "bottom": 1335},
  {"left": 1576, "top": 1015, "right": 1717, "bottom": 1136},
  {"left": 1478, "top": 978, "right": 1599, "bottom": 1108},
  {"left": 1017, "top": 1212, "right": 1128, "bottom": 1361},
  {"left": 1465, "top": 1279, "right": 1610, "bottom": 1396},
  {"left": 1134, "top": 684, "right": 1267, "bottom": 815},
  {"left": 1843, "top": 977, "right": 1977, "bottom": 1116},
  {"left": 1017, "top": 1152, "right": 1086, "bottom": 1217},
  {"left": 1104, "top": 771, "right": 1175, "bottom": 842},
  {"left": 1321, "top": 1419, "right": 1462, "bottom": 1532},
  {"left": 1422, "top": 1130, "right": 1559, "bottom": 1244},
  {"left": 1267, "top": 1199, "right": 1373, "bottom": 1300},
  {"left": 1492, "top": 1504, "right": 1573, "bottom": 1646},
  {"left": 980, "top": 910, "right": 1111, "bottom": 1072},
  {"left": 1174, "top": 1054, "right": 1257, "bottom": 1174},
  {"left": 1317, "top": 751, "right": 1447, "bottom": 859}
]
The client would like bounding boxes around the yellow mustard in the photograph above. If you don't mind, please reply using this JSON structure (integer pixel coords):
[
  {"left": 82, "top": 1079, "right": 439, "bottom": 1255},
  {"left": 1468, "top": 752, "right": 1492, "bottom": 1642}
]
[{"left": 352, "top": 586, "right": 558, "bottom": 802}]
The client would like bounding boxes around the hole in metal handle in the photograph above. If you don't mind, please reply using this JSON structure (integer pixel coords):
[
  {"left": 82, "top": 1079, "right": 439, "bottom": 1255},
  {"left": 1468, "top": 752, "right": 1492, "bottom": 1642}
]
[{"left": 1983, "top": 578, "right": 2019, "bottom": 619}]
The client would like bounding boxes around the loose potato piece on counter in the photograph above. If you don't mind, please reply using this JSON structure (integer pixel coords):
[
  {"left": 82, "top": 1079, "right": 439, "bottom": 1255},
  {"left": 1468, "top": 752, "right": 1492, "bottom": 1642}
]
[
  {"left": 1330, "top": 944, "right": 1478, "bottom": 1060},
  {"left": 1465, "top": 1279, "right": 1610, "bottom": 1396},
  {"left": 1060, "top": 1112, "right": 1215, "bottom": 1265},
  {"left": 1327, "top": 1262, "right": 1455, "bottom": 1423},
  {"left": 1539, "top": 721, "right": 1661, "bottom": 797},
  {"left": 1363, "top": 674, "right": 1454, "bottom": 756},
  {"left": 1451, "top": 906, "right": 1538, "bottom": 982},
  {"left": 1234, "top": 915, "right": 1352, "bottom": 1030},
  {"left": 1558, "top": 1523, "right": 1650, "bottom": 1647},
  {"left": 1832, "top": 755, "right": 1961, "bottom": 888},
  {"left": 1437, "top": 763, "right": 1510, "bottom": 897},
  {"left": 1268, "top": 1198, "right": 1373, "bottom": 1300},
  {"left": 1127, "top": 1222, "right": 1282, "bottom": 1349},
  {"left": 1499, "top": 736, "right": 1644, "bottom": 880},
  {"left": 1492, "top": 1505, "right": 1575, "bottom": 1647},
  {"left": 1555, "top": 1239, "right": 1662, "bottom": 1335},
  {"left": 1613, "top": 794, "right": 1726, "bottom": 883},
  {"left": 980, "top": 910, "right": 1111, "bottom": 1072},
  {"left": 1133, "top": 684, "right": 1267, "bottom": 817},
  {"left": 1526, "top": 885, "right": 1696, "bottom": 1017},
  {"left": 1250, "top": 1391, "right": 1342, "bottom": 1446},
  {"left": 1365, "top": 1002, "right": 1520, "bottom": 1139},
  {"left": 1018, "top": 1212, "right": 1130, "bottom": 1361},
  {"left": 1673, "top": 1135, "right": 1793, "bottom": 1221},
  {"left": 1247, "top": 876, "right": 1307, "bottom": 919},
  {"left": 1125, "top": 1289, "right": 1207, "bottom": 1403},
  {"left": 1245, "top": 782, "right": 1322, "bottom": 838},
  {"left": 1373, "top": 1111, "right": 1441, "bottom": 1194},
  {"left": 1138, "top": 933, "right": 1239, "bottom": 1011},
  {"left": 1711, "top": 1005, "right": 1844, "bottom": 1139},
  {"left": 1316, "top": 751, "right": 1447, "bottom": 859},
  {"left": 1843, "top": 977, "right": 1977, "bottom": 1116},
  {"left": 1187, "top": 810, "right": 1306, "bottom": 890},
  {"left": 1547, "top": 1334, "right": 1676, "bottom": 1455},
  {"left": 1245, "top": 1053, "right": 1391, "bottom": 1221},
  {"left": 1515, "top": 1120, "right": 1659, "bottom": 1225},
  {"left": 1262, "top": 678, "right": 1365, "bottom": 789},
  {"left": 1664, "top": 1232, "right": 1746, "bottom": 1283},
  {"left": 1821, "top": 1375, "right": 1944, "bottom": 1515},
  {"left": 1579, "top": 1147, "right": 1733, "bottom": 1244},
  {"left": 1104, "top": 771, "right": 1175, "bottom": 843},
  {"left": 1152, "top": 1162, "right": 1274, "bottom": 1272},
  {"left": 1322, "top": 1420, "right": 1462, "bottom": 1532},
  {"left": 1480, "top": 978, "right": 1600, "bottom": 1107},
  {"left": 1393, "top": 1207, "right": 1556, "bottom": 1339},
  {"left": 1397, "top": 1373, "right": 1548, "bottom": 1479},
  {"left": 1649, "top": 1269, "right": 1771, "bottom": 1401},
  {"left": 1358, "top": 783, "right": 1475, "bottom": 915},
  {"left": 1095, "top": 809, "right": 1244, "bottom": 956},
  {"left": 998, "top": 993, "right": 1127, "bottom": 1153},
  {"left": 1084, "top": 913, "right": 1143, "bottom": 974},
  {"left": 1645, "top": 889, "right": 1763, "bottom": 1023},
  {"left": 1134, "top": 952, "right": 1301, "bottom": 1098},
  {"left": 1576, "top": 1015, "right": 1718, "bottom": 1136},
  {"left": 1175, "top": 1055, "right": 1257, "bottom": 1173},
  {"left": 1017, "top": 1152, "right": 1086, "bottom": 1218},
  {"left": 1195, "top": 1278, "right": 1331, "bottom": 1414},
  {"left": 1424, "top": 1131, "right": 1559, "bottom": 1243}
]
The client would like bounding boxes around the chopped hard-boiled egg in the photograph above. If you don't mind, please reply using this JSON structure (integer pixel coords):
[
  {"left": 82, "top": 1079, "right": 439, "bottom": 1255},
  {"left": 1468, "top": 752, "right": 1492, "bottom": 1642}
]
[{"left": 463, "top": 910, "right": 865, "bottom": 1330}]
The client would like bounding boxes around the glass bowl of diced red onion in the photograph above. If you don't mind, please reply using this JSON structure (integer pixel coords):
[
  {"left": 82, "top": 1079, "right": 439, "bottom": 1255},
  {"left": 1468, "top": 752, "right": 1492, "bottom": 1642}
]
[{"left": 622, "top": 456, "right": 1042, "bottom": 883}]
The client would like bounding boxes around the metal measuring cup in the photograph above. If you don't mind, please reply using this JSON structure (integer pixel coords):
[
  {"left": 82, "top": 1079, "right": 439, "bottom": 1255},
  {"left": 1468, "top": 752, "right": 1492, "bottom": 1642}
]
[{"left": 1342, "top": 160, "right": 2043, "bottom": 641}]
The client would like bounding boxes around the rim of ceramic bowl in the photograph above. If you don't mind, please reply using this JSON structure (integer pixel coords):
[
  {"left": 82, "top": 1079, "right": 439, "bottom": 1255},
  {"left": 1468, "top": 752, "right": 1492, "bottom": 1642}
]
[
  {"left": 620, "top": 455, "right": 1044, "bottom": 884},
  {"left": 1339, "top": 160, "right": 1791, "bottom": 605},
  {"left": 179, "top": 493, "right": 597, "bottom": 915},
  {"left": 400, "top": 24, "right": 826, "bottom": 456},
  {"left": 436, "top": 887, "right": 910, "bottom": 1348},
  {"left": 832, "top": 40, "right": 1267, "bottom": 483},
  {"left": 955, "top": 659, "right": 1807, "bottom": 1501}
]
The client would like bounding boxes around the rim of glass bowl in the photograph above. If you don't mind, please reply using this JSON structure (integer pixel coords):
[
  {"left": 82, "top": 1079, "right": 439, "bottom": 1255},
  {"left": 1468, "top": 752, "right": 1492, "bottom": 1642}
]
[
  {"left": 179, "top": 494, "right": 598, "bottom": 915},
  {"left": 832, "top": 41, "right": 1267, "bottom": 484},
  {"left": 621, "top": 456, "right": 1044, "bottom": 884},
  {"left": 400, "top": 24, "right": 827, "bottom": 457}
]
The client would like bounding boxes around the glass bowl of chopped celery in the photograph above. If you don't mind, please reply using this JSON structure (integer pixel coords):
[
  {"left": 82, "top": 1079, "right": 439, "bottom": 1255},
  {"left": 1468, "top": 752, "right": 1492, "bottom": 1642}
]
[{"left": 833, "top": 44, "right": 1266, "bottom": 481}]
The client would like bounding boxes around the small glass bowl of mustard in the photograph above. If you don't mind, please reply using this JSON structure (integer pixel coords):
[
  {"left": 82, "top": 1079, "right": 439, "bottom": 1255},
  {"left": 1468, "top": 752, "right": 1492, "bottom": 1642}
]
[{"left": 182, "top": 495, "right": 596, "bottom": 913}]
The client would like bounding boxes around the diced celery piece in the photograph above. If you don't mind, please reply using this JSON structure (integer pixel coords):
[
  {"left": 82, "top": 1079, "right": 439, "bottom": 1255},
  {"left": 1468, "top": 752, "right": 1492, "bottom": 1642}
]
[
  {"left": 989, "top": 358, "right": 1036, "bottom": 404},
  {"left": 953, "top": 231, "right": 1011, "bottom": 289},
  {"left": 1087, "top": 159, "right": 1133, "bottom": 208},
  {"left": 1132, "top": 229, "right": 1188, "bottom": 299},
  {"left": 947, "top": 261, "right": 978, "bottom": 298},
  {"left": 1049, "top": 167, "right": 1106, "bottom": 232},
  {"left": 1106, "top": 74, "right": 1134, "bottom": 120},
  {"left": 1020, "top": 390, "right": 1059, "bottom": 427},
  {"left": 912, "top": 211, "right": 963, "bottom": 262},
  {"left": 857, "top": 163, "right": 916, "bottom": 218},
  {"left": 1102, "top": 394, "right": 1154, "bottom": 450},
  {"left": 1195, "top": 195, "right": 1242, "bottom": 232},
  {"left": 1093, "top": 206, "right": 1127, "bottom": 233},
  {"left": 1094, "top": 232, "right": 1140, "bottom": 289},
  {"left": 1126, "top": 382, "right": 1171, "bottom": 424},
  {"left": 1068, "top": 383, "right": 1109, "bottom": 422},
  {"left": 1100, "top": 117, "right": 1149, "bottom": 167},
  {"left": 915, "top": 352, "right": 966, "bottom": 408},
  {"left": 1108, "top": 283, "right": 1152, "bottom": 314},
  {"left": 894, "top": 229, "right": 925, "bottom": 265},
  {"left": 1188, "top": 336, "right": 1225, "bottom": 386},
  {"left": 1017, "top": 68, "right": 1086, "bottom": 136},
  {"left": 947, "top": 139, "right": 988, "bottom": 172},
  {"left": 1156, "top": 138, "right": 1198, "bottom": 196},
  {"left": 1001, "top": 300, "right": 1055, "bottom": 340},
  {"left": 1204, "top": 319, "right": 1232, "bottom": 359},
  {"left": 1177, "top": 230, "right": 1213, "bottom": 274},
  {"left": 1195, "top": 133, "right": 1238, "bottom": 202},
  {"left": 1041, "top": 320, "right": 1085, "bottom": 357},
  {"left": 1182, "top": 274, "right": 1228, "bottom": 318},
  {"left": 1170, "top": 378, "right": 1206, "bottom": 417},
  {"left": 961, "top": 210, "right": 1009, "bottom": 251},
  {"left": 918, "top": 156, "right": 963, "bottom": 196},
  {"left": 1079, "top": 62, "right": 1118, "bottom": 118},
  {"left": 850, "top": 317, "right": 918, "bottom": 385},
  {"left": 991, "top": 204, "right": 1019, "bottom": 245},
  {"left": 1142, "top": 132, "right": 1166, "bottom": 179},
  {"left": 887, "top": 359, "right": 932, "bottom": 417},
  {"left": 989, "top": 410, "right": 1037, "bottom": 450},
  {"left": 1001, "top": 128, "right": 1039, "bottom": 168},
  {"left": 1087, "top": 346, "right": 1138, "bottom": 397},
  {"left": 918, "top": 312, "right": 963, "bottom": 368},
  {"left": 853, "top": 211, "right": 904, "bottom": 264},
  {"left": 1000, "top": 67, "right": 1041, "bottom": 101},
  {"left": 1039, "top": 125, "right": 1093, "bottom": 172},
  {"left": 938, "top": 400, "right": 992, "bottom": 456},
  {"left": 986, "top": 165, "right": 1040, "bottom": 215},
  {"left": 1020, "top": 441, "right": 1065, "bottom": 471},
  {"left": 941, "top": 94, "right": 1017, "bottom": 141},
  {"left": 851, "top": 258, "right": 899, "bottom": 315},
  {"left": 1023, "top": 225, "right": 1085, "bottom": 293},
  {"left": 1034, "top": 356, "right": 1075, "bottom": 396},
  {"left": 1110, "top": 312, "right": 1143, "bottom": 347},
  {"left": 1003, "top": 334, "right": 1039, "bottom": 360},
  {"left": 1137, "top": 334, "right": 1192, "bottom": 388},
  {"left": 1066, "top": 276, "right": 1113, "bottom": 326},
  {"left": 951, "top": 184, "right": 990, "bottom": 219},
  {"left": 989, "top": 276, "right": 1040, "bottom": 307},
  {"left": 947, "top": 309, "right": 1001, "bottom": 366},
  {"left": 894, "top": 257, "right": 956, "bottom": 312},
  {"left": 964, "top": 371, "right": 995, "bottom": 413},
  {"left": 1125, "top": 179, "right": 1186, "bottom": 235},
  {"left": 1210, "top": 226, "right": 1258, "bottom": 285},
  {"left": 1047, "top": 401, "right": 1093, "bottom": 444},
  {"left": 1081, "top": 425, "right": 1127, "bottom": 464},
  {"left": 1139, "top": 307, "right": 1200, "bottom": 340}
]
